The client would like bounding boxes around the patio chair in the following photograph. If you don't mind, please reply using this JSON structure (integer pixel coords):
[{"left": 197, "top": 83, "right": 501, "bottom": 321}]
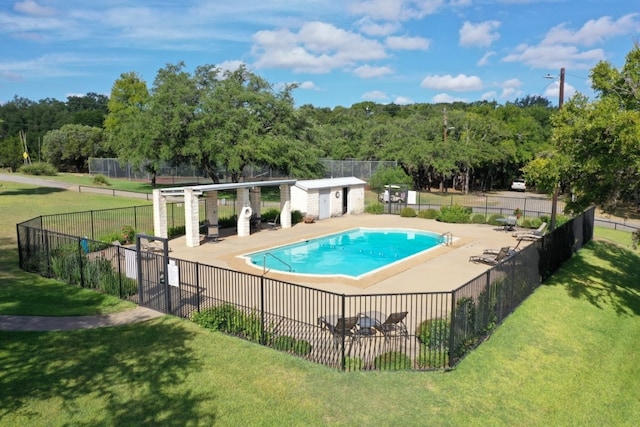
[
  {"left": 318, "top": 315, "right": 360, "bottom": 349},
  {"left": 267, "top": 214, "right": 280, "bottom": 230},
  {"left": 482, "top": 241, "right": 521, "bottom": 256},
  {"left": 469, "top": 246, "right": 512, "bottom": 265},
  {"left": 512, "top": 222, "right": 547, "bottom": 238},
  {"left": 371, "top": 311, "right": 409, "bottom": 341}
]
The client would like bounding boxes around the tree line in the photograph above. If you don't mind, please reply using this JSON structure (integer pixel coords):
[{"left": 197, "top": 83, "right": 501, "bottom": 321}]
[{"left": 1, "top": 43, "right": 638, "bottom": 214}]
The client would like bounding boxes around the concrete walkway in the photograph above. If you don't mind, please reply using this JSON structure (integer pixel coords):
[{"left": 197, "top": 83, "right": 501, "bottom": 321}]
[{"left": 0, "top": 306, "right": 164, "bottom": 332}]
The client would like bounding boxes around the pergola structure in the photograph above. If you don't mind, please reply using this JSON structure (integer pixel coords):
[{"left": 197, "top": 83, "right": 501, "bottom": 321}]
[{"left": 152, "top": 179, "right": 297, "bottom": 248}]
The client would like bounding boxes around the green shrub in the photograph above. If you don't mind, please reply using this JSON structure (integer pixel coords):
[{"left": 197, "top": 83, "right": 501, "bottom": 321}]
[
  {"left": 120, "top": 225, "right": 137, "bottom": 244},
  {"left": 417, "top": 346, "right": 449, "bottom": 369},
  {"left": 272, "top": 336, "right": 296, "bottom": 351},
  {"left": 539, "top": 214, "right": 569, "bottom": 227},
  {"left": 168, "top": 225, "right": 186, "bottom": 238},
  {"left": 520, "top": 216, "right": 545, "bottom": 229},
  {"left": 291, "top": 210, "right": 304, "bottom": 224},
  {"left": 373, "top": 351, "right": 412, "bottom": 370},
  {"left": 92, "top": 174, "right": 110, "bottom": 186},
  {"left": 261, "top": 208, "right": 279, "bottom": 222},
  {"left": 365, "top": 203, "right": 384, "bottom": 214},
  {"left": 437, "top": 205, "right": 472, "bottom": 223},
  {"left": 487, "top": 214, "right": 505, "bottom": 226},
  {"left": 19, "top": 162, "right": 57, "bottom": 176},
  {"left": 218, "top": 215, "right": 237, "bottom": 228},
  {"left": 471, "top": 214, "right": 486, "bottom": 224},
  {"left": 83, "top": 256, "right": 136, "bottom": 297},
  {"left": 192, "top": 304, "right": 262, "bottom": 342},
  {"left": 99, "top": 231, "right": 124, "bottom": 244},
  {"left": 418, "top": 208, "right": 439, "bottom": 219},
  {"left": 416, "top": 318, "right": 450, "bottom": 349},
  {"left": 452, "top": 297, "right": 478, "bottom": 358},
  {"left": 272, "top": 335, "right": 311, "bottom": 355},
  {"left": 343, "top": 357, "right": 364, "bottom": 371},
  {"left": 50, "top": 244, "right": 82, "bottom": 285},
  {"left": 400, "top": 207, "right": 416, "bottom": 217}
]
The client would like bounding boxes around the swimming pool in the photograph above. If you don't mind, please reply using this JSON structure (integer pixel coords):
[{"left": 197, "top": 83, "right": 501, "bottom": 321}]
[{"left": 242, "top": 227, "right": 446, "bottom": 278}]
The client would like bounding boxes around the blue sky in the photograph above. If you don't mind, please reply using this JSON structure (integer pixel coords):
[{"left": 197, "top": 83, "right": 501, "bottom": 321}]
[{"left": 1, "top": 0, "right": 638, "bottom": 108}]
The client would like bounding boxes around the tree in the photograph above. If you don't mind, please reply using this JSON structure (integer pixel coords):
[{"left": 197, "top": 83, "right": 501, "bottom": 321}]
[
  {"left": 544, "top": 44, "right": 640, "bottom": 215},
  {"left": 186, "top": 64, "right": 323, "bottom": 182},
  {"left": 104, "top": 72, "right": 157, "bottom": 184},
  {"left": 42, "top": 124, "right": 105, "bottom": 172}
]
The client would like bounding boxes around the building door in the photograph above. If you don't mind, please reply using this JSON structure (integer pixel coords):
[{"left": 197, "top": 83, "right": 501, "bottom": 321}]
[
  {"left": 319, "top": 190, "right": 331, "bottom": 219},
  {"left": 342, "top": 187, "right": 348, "bottom": 214}
]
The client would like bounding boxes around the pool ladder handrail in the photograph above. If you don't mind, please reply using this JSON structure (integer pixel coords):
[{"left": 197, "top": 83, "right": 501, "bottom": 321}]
[
  {"left": 262, "top": 252, "right": 292, "bottom": 275},
  {"left": 440, "top": 231, "right": 453, "bottom": 246}
]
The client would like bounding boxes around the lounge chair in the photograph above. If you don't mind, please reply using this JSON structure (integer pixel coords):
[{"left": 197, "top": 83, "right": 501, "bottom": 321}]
[
  {"left": 483, "top": 241, "right": 521, "bottom": 256},
  {"left": 267, "top": 214, "right": 280, "bottom": 230},
  {"left": 512, "top": 222, "right": 547, "bottom": 239},
  {"left": 318, "top": 316, "right": 360, "bottom": 349},
  {"left": 370, "top": 311, "right": 409, "bottom": 341},
  {"left": 469, "top": 246, "right": 512, "bottom": 265}
]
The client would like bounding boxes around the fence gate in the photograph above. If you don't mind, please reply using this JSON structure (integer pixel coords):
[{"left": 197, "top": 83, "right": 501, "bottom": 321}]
[{"left": 135, "top": 234, "right": 172, "bottom": 314}]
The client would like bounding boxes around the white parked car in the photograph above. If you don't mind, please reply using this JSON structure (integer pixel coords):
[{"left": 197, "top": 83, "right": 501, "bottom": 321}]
[{"left": 510, "top": 178, "right": 526, "bottom": 192}]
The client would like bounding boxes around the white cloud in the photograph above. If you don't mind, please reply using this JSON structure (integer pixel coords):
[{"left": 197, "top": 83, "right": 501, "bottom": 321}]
[
  {"left": 421, "top": 73, "right": 483, "bottom": 91},
  {"left": 353, "top": 64, "right": 394, "bottom": 78},
  {"left": 481, "top": 91, "right": 497, "bottom": 101},
  {"left": 544, "top": 81, "right": 576, "bottom": 103},
  {"left": 502, "top": 14, "right": 639, "bottom": 70},
  {"left": 362, "top": 90, "right": 389, "bottom": 101},
  {"left": 298, "top": 80, "right": 319, "bottom": 90},
  {"left": 348, "top": 0, "right": 445, "bottom": 22},
  {"left": 386, "top": 35, "right": 430, "bottom": 50},
  {"left": 356, "top": 18, "right": 400, "bottom": 36},
  {"left": 252, "top": 21, "right": 388, "bottom": 73},
  {"left": 431, "top": 93, "right": 467, "bottom": 103},
  {"left": 14, "top": 0, "right": 55, "bottom": 16},
  {"left": 217, "top": 60, "right": 245, "bottom": 73},
  {"left": 502, "top": 43, "right": 605, "bottom": 69},
  {"left": 477, "top": 51, "right": 496, "bottom": 66},
  {"left": 501, "top": 78, "right": 522, "bottom": 89},
  {"left": 542, "top": 14, "right": 640, "bottom": 47},
  {"left": 459, "top": 20, "right": 500, "bottom": 48},
  {"left": 500, "top": 87, "right": 518, "bottom": 99},
  {"left": 393, "top": 95, "right": 413, "bottom": 105}
]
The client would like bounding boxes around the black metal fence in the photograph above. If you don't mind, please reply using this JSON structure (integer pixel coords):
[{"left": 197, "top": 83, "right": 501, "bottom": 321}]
[
  {"left": 16, "top": 199, "right": 596, "bottom": 371},
  {"left": 367, "top": 190, "right": 564, "bottom": 220}
]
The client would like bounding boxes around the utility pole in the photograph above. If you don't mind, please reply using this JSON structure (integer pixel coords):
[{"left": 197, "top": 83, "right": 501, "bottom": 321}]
[
  {"left": 443, "top": 107, "right": 449, "bottom": 143},
  {"left": 548, "top": 67, "right": 565, "bottom": 231}
]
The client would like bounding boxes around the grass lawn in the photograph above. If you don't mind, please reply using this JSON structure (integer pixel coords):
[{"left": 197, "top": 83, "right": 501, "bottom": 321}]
[{"left": 1, "top": 179, "right": 640, "bottom": 425}]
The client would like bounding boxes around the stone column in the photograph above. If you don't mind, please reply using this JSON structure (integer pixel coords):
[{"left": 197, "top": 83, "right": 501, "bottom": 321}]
[
  {"left": 205, "top": 191, "right": 218, "bottom": 226},
  {"left": 280, "top": 184, "right": 292, "bottom": 229},
  {"left": 153, "top": 189, "right": 168, "bottom": 238},
  {"left": 185, "top": 188, "right": 200, "bottom": 247}
]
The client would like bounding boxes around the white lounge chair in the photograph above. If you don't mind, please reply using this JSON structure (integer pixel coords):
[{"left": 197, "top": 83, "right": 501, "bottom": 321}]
[
  {"left": 267, "top": 214, "right": 280, "bottom": 230},
  {"left": 512, "top": 222, "right": 547, "bottom": 239}
]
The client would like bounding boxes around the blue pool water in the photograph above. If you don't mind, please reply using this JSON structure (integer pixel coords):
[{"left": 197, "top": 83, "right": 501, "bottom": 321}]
[{"left": 243, "top": 228, "right": 445, "bottom": 278}]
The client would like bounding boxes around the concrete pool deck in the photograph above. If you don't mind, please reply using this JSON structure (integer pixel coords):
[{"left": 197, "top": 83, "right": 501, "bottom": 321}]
[{"left": 165, "top": 214, "right": 531, "bottom": 295}]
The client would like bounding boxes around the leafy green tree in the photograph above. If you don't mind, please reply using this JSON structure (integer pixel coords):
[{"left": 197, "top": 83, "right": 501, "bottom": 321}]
[
  {"left": 547, "top": 43, "right": 640, "bottom": 215},
  {"left": 0, "top": 134, "right": 22, "bottom": 170},
  {"left": 368, "top": 166, "right": 412, "bottom": 190},
  {"left": 187, "top": 64, "right": 323, "bottom": 182},
  {"left": 42, "top": 124, "right": 105, "bottom": 172},
  {"left": 104, "top": 72, "right": 158, "bottom": 185}
]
